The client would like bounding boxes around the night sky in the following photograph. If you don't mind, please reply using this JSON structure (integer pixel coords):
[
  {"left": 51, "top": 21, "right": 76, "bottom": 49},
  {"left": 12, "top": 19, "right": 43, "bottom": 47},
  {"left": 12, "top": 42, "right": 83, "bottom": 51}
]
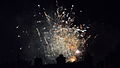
[{"left": 1, "top": 0, "right": 120, "bottom": 66}]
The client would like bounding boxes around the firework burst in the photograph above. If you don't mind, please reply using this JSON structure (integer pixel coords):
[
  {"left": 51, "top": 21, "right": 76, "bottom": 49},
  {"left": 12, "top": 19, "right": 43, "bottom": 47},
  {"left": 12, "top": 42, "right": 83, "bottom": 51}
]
[
  {"left": 17, "top": 1, "right": 92, "bottom": 64},
  {"left": 34, "top": 1, "right": 91, "bottom": 64}
]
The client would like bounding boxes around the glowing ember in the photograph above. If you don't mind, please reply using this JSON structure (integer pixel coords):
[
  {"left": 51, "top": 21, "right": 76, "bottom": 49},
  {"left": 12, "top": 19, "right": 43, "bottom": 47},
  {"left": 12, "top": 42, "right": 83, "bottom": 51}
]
[{"left": 67, "top": 56, "right": 77, "bottom": 62}]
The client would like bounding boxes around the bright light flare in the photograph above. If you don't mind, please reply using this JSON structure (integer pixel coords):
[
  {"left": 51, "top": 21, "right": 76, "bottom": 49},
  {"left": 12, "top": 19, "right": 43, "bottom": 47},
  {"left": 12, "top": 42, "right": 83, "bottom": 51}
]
[
  {"left": 67, "top": 56, "right": 77, "bottom": 62},
  {"left": 75, "top": 50, "right": 81, "bottom": 54}
]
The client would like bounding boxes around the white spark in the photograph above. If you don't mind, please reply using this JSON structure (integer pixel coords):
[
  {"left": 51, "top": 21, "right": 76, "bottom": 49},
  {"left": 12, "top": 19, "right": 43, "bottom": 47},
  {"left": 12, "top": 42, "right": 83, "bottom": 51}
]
[
  {"left": 38, "top": 5, "right": 40, "bottom": 7},
  {"left": 80, "top": 35, "right": 84, "bottom": 37},
  {"left": 16, "top": 26, "right": 19, "bottom": 29},
  {"left": 37, "top": 21, "right": 41, "bottom": 23},
  {"left": 44, "top": 37, "right": 48, "bottom": 45},
  {"left": 18, "top": 35, "right": 21, "bottom": 37},
  {"left": 20, "top": 47, "right": 22, "bottom": 50},
  {"left": 43, "top": 27, "right": 46, "bottom": 30},
  {"left": 80, "top": 10, "right": 83, "bottom": 12},
  {"left": 36, "top": 28, "right": 40, "bottom": 37},
  {"left": 72, "top": 5, "right": 74, "bottom": 7}
]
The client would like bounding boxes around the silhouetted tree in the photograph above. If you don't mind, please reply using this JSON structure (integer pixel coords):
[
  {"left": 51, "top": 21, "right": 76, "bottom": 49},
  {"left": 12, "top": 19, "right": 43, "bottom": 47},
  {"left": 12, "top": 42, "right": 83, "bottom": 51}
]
[
  {"left": 34, "top": 57, "right": 42, "bottom": 67},
  {"left": 56, "top": 54, "right": 66, "bottom": 64}
]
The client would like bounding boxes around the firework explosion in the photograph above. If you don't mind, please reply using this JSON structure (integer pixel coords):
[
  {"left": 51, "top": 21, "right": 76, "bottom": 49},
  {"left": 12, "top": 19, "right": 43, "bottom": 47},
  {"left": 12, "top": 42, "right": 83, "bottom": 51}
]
[{"left": 17, "top": 1, "right": 92, "bottom": 64}]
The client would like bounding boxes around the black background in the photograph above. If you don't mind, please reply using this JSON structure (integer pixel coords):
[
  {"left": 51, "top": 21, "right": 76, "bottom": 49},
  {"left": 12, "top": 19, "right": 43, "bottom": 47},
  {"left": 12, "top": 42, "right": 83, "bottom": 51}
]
[{"left": 0, "top": 0, "right": 120, "bottom": 67}]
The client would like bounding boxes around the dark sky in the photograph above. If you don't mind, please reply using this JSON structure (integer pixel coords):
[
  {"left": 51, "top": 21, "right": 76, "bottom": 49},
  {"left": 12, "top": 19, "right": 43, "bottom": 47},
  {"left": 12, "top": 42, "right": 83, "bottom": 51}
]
[{"left": 1, "top": 0, "right": 120, "bottom": 65}]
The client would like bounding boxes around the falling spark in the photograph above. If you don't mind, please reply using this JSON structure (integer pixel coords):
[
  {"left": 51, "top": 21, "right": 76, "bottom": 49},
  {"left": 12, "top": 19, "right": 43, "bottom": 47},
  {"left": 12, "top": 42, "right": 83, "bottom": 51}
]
[{"left": 36, "top": 28, "right": 40, "bottom": 37}]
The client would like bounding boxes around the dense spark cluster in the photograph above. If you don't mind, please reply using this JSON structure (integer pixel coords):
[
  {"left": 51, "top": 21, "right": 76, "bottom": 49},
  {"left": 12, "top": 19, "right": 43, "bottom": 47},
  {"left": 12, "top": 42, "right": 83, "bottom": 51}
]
[
  {"left": 17, "top": 1, "right": 92, "bottom": 64},
  {"left": 34, "top": 3, "right": 91, "bottom": 64}
]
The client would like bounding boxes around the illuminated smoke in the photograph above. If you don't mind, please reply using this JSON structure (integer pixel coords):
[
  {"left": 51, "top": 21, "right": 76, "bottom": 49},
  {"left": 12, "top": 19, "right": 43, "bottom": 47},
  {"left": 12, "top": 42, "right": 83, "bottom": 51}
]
[
  {"left": 34, "top": 2, "right": 91, "bottom": 64},
  {"left": 17, "top": 1, "right": 92, "bottom": 64}
]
